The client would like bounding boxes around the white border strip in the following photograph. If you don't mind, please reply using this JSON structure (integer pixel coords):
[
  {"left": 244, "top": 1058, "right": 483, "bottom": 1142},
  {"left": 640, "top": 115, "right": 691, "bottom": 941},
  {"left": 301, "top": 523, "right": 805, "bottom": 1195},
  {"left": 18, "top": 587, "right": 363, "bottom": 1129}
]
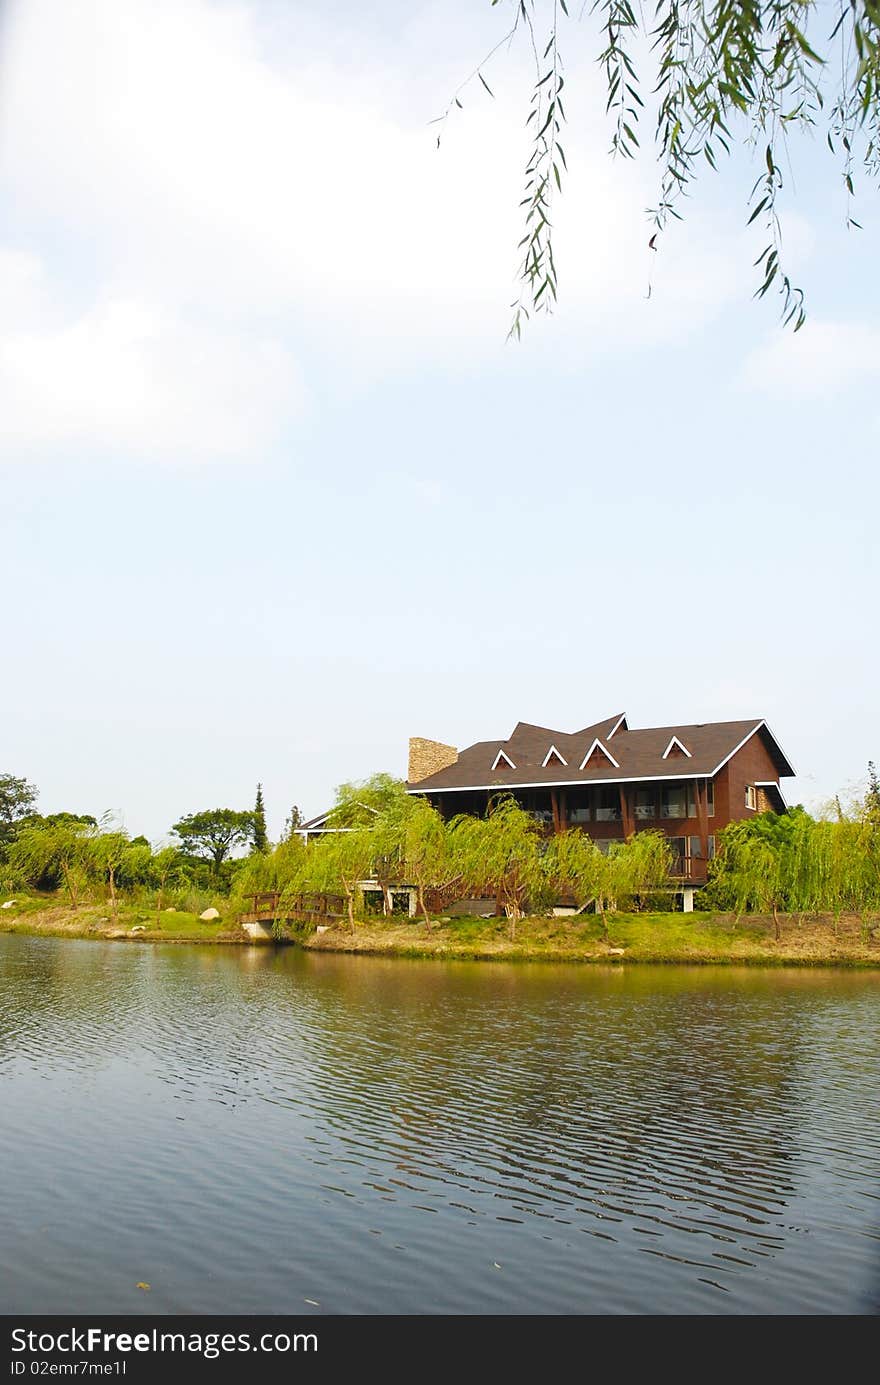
[{"left": 409, "top": 771, "right": 711, "bottom": 795}]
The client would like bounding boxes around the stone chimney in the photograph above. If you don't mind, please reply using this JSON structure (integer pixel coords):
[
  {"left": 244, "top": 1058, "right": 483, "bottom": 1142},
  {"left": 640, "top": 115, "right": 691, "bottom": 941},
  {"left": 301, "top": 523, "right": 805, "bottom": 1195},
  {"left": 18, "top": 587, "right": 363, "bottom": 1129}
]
[{"left": 408, "top": 737, "right": 458, "bottom": 784}]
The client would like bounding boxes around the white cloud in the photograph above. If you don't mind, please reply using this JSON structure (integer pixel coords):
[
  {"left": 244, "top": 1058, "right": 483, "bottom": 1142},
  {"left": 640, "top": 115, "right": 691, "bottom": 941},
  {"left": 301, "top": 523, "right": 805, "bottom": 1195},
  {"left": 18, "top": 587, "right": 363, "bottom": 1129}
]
[
  {"left": 0, "top": 0, "right": 773, "bottom": 460},
  {"left": 741, "top": 319, "right": 880, "bottom": 401},
  {"left": 0, "top": 262, "right": 303, "bottom": 459}
]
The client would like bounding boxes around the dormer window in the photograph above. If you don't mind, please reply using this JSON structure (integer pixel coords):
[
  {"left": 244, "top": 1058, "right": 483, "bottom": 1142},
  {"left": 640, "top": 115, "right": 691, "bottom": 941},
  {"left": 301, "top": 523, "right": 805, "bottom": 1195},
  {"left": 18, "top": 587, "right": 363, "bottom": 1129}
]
[
  {"left": 491, "top": 749, "right": 516, "bottom": 772},
  {"left": 662, "top": 735, "right": 692, "bottom": 760},
  {"left": 542, "top": 745, "right": 568, "bottom": 768},
  {"left": 578, "top": 737, "right": 620, "bottom": 771}
]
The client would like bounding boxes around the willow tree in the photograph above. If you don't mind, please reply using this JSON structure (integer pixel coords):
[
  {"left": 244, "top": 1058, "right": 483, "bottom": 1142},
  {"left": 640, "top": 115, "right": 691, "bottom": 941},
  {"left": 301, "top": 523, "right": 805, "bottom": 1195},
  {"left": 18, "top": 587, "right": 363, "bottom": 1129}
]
[
  {"left": 449, "top": 795, "right": 546, "bottom": 936},
  {"left": 544, "top": 827, "right": 607, "bottom": 924},
  {"left": 328, "top": 774, "right": 410, "bottom": 914},
  {"left": 305, "top": 829, "right": 377, "bottom": 932},
  {"left": 608, "top": 831, "right": 673, "bottom": 908},
  {"left": 150, "top": 845, "right": 187, "bottom": 924},
  {"left": 9, "top": 820, "right": 93, "bottom": 909},
  {"left": 444, "top": 1, "right": 880, "bottom": 333},
  {"left": 401, "top": 797, "right": 460, "bottom": 929},
  {"left": 719, "top": 825, "right": 788, "bottom": 937},
  {"left": 90, "top": 823, "right": 131, "bottom": 920}
]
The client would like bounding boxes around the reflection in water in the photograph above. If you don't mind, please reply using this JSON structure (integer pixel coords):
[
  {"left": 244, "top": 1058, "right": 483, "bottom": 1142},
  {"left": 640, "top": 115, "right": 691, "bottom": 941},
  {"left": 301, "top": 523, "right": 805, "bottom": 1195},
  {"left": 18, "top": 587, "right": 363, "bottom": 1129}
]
[{"left": 0, "top": 935, "right": 878, "bottom": 1314}]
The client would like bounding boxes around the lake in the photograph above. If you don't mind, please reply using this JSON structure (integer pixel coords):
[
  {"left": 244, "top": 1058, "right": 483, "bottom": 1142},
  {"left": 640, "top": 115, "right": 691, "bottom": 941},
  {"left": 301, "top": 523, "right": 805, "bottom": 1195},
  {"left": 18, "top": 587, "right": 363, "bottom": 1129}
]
[{"left": 1, "top": 933, "right": 878, "bottom": 1315}]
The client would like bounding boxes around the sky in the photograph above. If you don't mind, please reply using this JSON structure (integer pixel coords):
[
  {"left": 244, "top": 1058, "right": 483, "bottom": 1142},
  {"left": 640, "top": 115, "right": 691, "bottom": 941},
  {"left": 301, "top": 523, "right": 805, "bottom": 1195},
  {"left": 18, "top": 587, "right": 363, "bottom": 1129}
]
[{"left": 1, "top": 0, "right": 878, "bottom": 841}]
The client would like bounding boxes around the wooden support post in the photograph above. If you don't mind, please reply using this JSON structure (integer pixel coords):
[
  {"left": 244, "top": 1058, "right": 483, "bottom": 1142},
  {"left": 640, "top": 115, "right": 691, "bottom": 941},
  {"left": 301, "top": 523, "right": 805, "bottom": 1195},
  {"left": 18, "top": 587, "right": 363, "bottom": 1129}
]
[
  {"left": 619, "top": 785, "right": 634, "bottom": 840},
  {"left": 550, "top": 789, "right": 562, "bottom": 834},
  {"left": 696, "top": 780, "right": 709, "bottom": 870}
]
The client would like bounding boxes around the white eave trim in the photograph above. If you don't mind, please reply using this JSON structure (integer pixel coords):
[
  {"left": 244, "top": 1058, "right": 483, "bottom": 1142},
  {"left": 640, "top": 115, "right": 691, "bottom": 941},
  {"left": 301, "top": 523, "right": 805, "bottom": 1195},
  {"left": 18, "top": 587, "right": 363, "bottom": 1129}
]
[
  {"left": 542, "top": 745, "right": 568, "bottom": 768},
  {"left": 756, "top": 780, "right": 788, "bottom": 809},
  {"left": 606, "top": 714, "right": 627, "bottom": 740},
  {"left": 491, "top": 748, "right": 516, "bottom": 771},
  {"left": 662, "top": 734, "right": 692, "bottom": 760},
  {"left": 579, "top": 737, "right": 620, "bottom": 771},
  {"left": 409, "top": 771, "right": 712, "bottom": 796}
]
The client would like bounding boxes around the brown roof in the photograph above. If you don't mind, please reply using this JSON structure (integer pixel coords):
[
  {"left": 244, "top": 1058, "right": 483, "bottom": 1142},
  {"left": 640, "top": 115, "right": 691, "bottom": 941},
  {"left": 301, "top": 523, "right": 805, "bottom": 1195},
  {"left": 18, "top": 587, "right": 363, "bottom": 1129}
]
[{"left": 408, "top": 715, "right": 794, "bottom": 793}]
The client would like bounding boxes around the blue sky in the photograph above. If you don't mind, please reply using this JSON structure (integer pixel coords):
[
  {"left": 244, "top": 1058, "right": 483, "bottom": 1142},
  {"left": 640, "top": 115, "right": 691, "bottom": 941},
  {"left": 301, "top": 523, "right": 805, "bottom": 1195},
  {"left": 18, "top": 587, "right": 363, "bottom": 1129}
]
[{"left": 1, "top": 0, "right": 877, "bottom": 840}]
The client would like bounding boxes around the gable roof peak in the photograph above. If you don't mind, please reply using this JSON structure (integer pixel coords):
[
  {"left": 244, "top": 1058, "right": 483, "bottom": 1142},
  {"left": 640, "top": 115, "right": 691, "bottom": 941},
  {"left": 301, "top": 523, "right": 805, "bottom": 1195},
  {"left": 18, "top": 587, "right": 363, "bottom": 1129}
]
[
  {"left": 662, "top": 734, "right": 692, "bottom": 760},
  {"left": 541, "top": 744, "right": 568, "bottom": 768},
  {"left": 579, "top": 736, "right": 620, "bottom": 771}
]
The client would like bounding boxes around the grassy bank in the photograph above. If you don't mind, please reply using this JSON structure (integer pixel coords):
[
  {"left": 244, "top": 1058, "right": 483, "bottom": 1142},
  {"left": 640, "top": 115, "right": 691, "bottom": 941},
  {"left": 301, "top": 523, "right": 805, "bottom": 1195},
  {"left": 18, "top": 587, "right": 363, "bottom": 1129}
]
[
  {"left": 3, "top": 894, "right": 879, "bottom": 965},
  {"left": 300, "top": 910, "right": 880, "bottom": 966},
  {"left": 0, "top": 895, "right": 242, "bottom": 944}
]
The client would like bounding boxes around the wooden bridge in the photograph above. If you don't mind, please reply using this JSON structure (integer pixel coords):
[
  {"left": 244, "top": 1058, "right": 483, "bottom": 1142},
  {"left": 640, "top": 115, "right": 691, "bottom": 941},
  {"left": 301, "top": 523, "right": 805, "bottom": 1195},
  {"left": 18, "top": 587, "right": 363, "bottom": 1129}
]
[{"left": 240, "top": 891, "right": 346, "bottom": 928}]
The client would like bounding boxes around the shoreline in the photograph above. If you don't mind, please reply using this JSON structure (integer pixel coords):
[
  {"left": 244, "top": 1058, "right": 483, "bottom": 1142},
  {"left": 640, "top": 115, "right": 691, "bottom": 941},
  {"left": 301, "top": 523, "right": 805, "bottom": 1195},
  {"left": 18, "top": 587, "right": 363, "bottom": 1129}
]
[{"left": 3, "top": 900, "right": 879, "bottom": 968}]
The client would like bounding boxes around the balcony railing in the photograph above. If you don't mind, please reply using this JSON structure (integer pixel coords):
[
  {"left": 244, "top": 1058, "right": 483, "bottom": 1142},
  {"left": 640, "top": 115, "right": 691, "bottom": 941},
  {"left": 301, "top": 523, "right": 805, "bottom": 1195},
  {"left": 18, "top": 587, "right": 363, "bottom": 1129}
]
[{"left": 668, "top": 856, "right": 708, "bottom": 881}]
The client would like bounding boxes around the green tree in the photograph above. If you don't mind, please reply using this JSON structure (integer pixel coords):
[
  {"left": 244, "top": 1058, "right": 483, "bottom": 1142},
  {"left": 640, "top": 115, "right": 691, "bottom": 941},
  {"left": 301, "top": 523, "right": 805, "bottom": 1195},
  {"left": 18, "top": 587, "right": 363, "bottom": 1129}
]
[
  {"left": 402, "top": 797, "right": 460, "bottom": 929},
  {"left": 331, "top": 773, "right": 408, "bottom": 826},
  {"left": 253, "top": 783, "right": 269, "bottom": 853},
  {"left": 608, "top": 831, "right": 673, "bottom": 909},
  {"left": 449, "top": 795, "right": 545, "bottom": 937},
  {"left": 9, "top": 820, "right": 93, "bottom": 909},
  {"left": 544, "top": 828, "right": 606, "bottom": 906},
  {"left": 446, "top": 1, "right": 880, "bottom": 334},
  {"left": 150, "top": 845, "right": 187, "bottom": 925},
  {"left": 716, "top": 815, "right": 793, "bottom": 937},
  {"left": 171, "top": 809, "right": 256, "bottom": 875},
  {"left": 90, "top": 820, "right": 131, "bottom": 920},
  {"left": 0, "top": 774, "right": 39, "bottom": 854},
  {"left": 283, "top": 805, "right": 304, "bottom": 839},
  {"left": 305, "top": 829, "right": 376, "bottom": 931}
]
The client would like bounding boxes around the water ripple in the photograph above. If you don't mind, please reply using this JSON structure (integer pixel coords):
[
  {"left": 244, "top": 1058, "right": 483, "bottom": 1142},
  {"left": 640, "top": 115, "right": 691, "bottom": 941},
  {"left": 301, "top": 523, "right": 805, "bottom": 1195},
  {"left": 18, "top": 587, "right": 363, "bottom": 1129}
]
[{"left": 1, "top": 935, "right": 878, "bottom": 1314}]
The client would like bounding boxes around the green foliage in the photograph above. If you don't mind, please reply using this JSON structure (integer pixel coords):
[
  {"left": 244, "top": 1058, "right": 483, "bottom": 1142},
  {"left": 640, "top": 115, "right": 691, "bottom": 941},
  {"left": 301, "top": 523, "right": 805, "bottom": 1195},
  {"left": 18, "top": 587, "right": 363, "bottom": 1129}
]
[
  {"left": 307, "top": 828, "right": 377, "bottom": 930},
  {"left": 330, "top": 773, "right": 409, "bottom": 826},
  {"left": 449, "top": 794, "right": 547, "bottom": 933},
  {"left": 171, "top": 808, "right": 256, "bottom": 872},
  {"left": 8, "top": 819, "right": 94, "bottom": 908},
  {"left": 0, "top": 773, "right": 39, "bottom": 854},
  {"left": 234, "top": 835, "right": 306, "bottom": 900},
  {"left": 704, "top": 807, "right": 880, "bottom": 937},
  {"left": 544, "top": 828, "right": 606, "bottom": 908},
  {"left": 252, "top": 783, "right": 268, "bottom": 853},
  {"left": 545, "top": 827, "right": 671, "bottom": 936},
  {"left": 447, "top": 0, "right": 880, "bottom": 333}
]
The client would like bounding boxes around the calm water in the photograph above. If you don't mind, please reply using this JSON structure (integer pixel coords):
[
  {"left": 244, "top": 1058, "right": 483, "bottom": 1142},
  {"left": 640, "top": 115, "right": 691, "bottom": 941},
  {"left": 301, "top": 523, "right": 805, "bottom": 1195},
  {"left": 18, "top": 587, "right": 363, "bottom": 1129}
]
[{"left": 0, "top": 934, "right": 878, "bottom": 1315}]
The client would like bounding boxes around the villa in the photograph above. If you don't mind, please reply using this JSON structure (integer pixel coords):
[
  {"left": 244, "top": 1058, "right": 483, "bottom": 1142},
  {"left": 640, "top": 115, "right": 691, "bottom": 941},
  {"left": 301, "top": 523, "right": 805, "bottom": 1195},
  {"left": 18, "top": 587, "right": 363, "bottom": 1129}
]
[{"left": 406, "top": 713, "right": 795, "bottom": 889}]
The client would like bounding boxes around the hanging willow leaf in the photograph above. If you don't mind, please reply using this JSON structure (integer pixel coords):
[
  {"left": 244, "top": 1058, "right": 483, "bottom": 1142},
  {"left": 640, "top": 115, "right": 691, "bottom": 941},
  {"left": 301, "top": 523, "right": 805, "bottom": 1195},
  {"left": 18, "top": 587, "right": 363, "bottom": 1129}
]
[{"left": 437, "top": 0, "right": 880, "bottom": 334}]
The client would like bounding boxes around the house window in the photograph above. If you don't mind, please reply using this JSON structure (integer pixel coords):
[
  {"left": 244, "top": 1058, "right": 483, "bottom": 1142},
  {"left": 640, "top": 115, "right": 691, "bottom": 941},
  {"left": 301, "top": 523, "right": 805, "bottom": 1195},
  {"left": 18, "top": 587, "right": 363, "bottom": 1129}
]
[
  {"left": 707, "top": 780, "right": 715, "bottom": 817},
  {"left": 569, "top": 806, "right": 590, "bottom": 824},
  {"left": 745, "top": 785, "right": 757, "bottom": 810},
  {"left": 634, "top": 788, "right": 656, "bottom": 820},
  {"left": 667, "top": 836, "right": 687, "bottom": 872},
  {"left": 661, "top": 783, "right": 688, "bottom": 819},
  {"left": 594, "top": 788, "right": 621, "bottom": 822}
]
